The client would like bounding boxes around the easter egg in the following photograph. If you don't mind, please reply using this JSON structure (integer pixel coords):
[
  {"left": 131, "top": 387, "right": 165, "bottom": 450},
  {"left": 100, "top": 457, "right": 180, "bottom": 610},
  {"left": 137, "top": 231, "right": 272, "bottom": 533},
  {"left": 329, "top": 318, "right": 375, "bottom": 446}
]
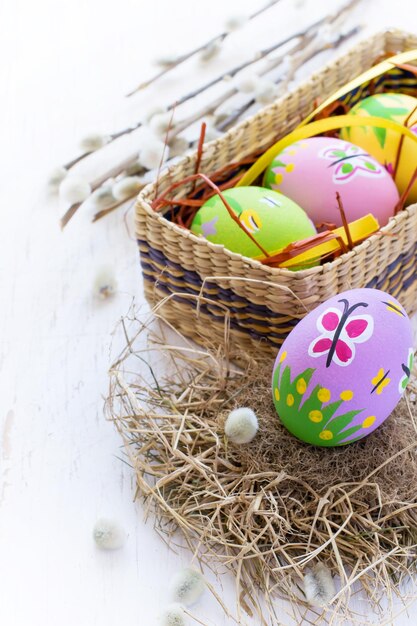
[
  {"left": 190, "top": 186, "right": 316, "bottom": 260},
  {"left": 272, "top": 288, "right": 413, "bottom": 447},
  {"left": 263, "top": 137, "right": 400, "bottom": 227},
  {"left": 340, "top": 93, "right": 417, "bottom": 205}
]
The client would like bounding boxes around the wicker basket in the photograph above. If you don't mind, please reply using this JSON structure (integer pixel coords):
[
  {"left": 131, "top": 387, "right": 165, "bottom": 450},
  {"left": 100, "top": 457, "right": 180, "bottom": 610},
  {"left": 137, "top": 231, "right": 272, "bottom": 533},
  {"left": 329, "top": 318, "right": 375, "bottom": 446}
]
[{"left": 136, "top": 29, "right": 417, "bottom": 357}]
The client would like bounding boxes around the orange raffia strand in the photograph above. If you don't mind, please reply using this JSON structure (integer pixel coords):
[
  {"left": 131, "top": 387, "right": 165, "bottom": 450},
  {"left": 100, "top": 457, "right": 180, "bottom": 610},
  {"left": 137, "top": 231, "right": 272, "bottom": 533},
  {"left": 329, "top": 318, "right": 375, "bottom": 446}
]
[
  {"left": 394, "top": 165, "right": 417, "bottom": 214},
  {"left": 368, "top": 50, "right": 399, "bottom": 94},
  {"left": 389, "top": 62, "right": 417, "bottom": 77},
  {"left": 316, "top": 221, "right": 337, "bottom": 230},
  {"left": 313, "top": 99, "right": 349, "bottom": 130},
  {"left": 262, "top": 214, "right": 380, "bottom": 269},
  {"left": 152, "top": 154, "right": 260, "bottom": 231},
  {"left": 200, "top": 172, "right": 244, "bottom": 199},
  {"left": 157, "top": 198, "right": 203, "bottom": 208},
  {"left": 336, "top": 192, "right": 354, "bottom": 250},
  {"left": 152, "top": 157, "right": 259, "bottom": 212},
  {"left": 311, "top": 99, "right": 349, "bottom": 140},
  {"left": 153, "top": 172, "right": 271, "bottom": 258},
  {"left": 267, "top": 231, "right": 354, "bottom": 267},
  {"left": 335, "top": 236, "right": 349, "bottom": 255},
  {"left": 263, "top": 231, "right": 338, "bottom": 266},
  {"left": 191, "top": 122, "right": 206, "bottom": 193},
  {"left": 392, "top": 102, "right": 417, "bottom": 180}
]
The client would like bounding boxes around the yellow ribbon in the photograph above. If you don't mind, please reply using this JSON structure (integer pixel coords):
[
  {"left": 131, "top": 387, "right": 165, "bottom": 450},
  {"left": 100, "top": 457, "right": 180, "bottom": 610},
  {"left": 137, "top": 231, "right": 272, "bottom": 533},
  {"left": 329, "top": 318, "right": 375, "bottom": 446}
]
[
  {"left": 278, "top": 214, "right": 379, "bottom": 269},
  {"left": 300, "top": 49, "right": 417, "bottom": 126},
  {"left": 237, "top": 49, "right": 417, "bottom": 187},
  {"left": 237, "top": 114, "right": 417, "bottom": 187}
]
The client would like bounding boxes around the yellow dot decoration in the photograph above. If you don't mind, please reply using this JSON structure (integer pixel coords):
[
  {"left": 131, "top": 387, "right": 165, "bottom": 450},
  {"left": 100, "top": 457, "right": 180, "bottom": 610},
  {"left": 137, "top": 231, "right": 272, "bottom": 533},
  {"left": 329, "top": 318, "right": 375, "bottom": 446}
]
[
  {"left": 286, "top": 394, "right": 294, "bottom": 407},
  {"left": 362, "top": 415, "right": 376, "bottom": 429},
  {"left": 274, "top": 388, "right": 280, "bottom": 401},
  {"left": 319, "top": 430, "right": 334, "bottom": 441},
  {"left": 274, "top": 173, "right": 283, "bottom": 185},
  {"left": 285, "top": 163, "right": 294, "bottom": 172},
  {"left": 317, "top": 388, "right": 331, "bottom": 403},
  {"left": 288, "top": 149, "right": 297, "bottom": 155},
  {"left": 340, "top": 390, "right": 353, "bottom": 401},
  {"left": 296, "top": 378, "right": 307, "bottom": 394},
  {"left": 279, "top": 351, "right": 287, "bottom": 363},
  {"left": 309, "top": 410, "right": 323, "bottom": 423}
]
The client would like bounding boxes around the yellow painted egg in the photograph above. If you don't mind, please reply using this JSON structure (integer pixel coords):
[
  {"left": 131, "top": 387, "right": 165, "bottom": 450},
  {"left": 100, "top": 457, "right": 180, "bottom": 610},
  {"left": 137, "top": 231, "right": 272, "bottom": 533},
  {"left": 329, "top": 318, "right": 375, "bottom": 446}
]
[{"left": 340, "top": 93, "right": 417, "bottom": 204}]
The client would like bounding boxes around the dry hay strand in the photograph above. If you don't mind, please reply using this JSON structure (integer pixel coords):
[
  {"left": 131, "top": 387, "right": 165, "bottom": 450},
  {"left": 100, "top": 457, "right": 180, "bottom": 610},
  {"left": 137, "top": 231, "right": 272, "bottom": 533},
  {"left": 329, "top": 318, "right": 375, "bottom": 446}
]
[{"left": 107, "top": 301, "right": 417, "bottom": 624}]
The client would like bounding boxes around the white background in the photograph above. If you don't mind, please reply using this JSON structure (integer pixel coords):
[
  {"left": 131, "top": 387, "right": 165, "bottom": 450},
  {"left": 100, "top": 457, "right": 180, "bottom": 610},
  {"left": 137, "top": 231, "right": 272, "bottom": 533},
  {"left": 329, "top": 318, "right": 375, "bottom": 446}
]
[{"left": 1, "top": 0, "right": 417, "bottom": 624}]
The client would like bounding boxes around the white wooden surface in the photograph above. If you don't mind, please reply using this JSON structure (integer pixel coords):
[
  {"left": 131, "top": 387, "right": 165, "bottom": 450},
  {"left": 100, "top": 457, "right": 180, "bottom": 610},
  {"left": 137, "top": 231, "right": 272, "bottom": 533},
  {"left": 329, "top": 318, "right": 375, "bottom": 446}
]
[{"left": 1, "top": 0, "right": 417, "bottom": 624}]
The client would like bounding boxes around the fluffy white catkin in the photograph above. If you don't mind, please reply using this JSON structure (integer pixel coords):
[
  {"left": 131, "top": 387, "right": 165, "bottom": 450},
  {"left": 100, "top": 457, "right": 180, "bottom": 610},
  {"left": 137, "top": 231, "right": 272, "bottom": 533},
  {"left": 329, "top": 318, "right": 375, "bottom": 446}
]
[
  {"left": 93, "top": 518, "right": 125, "bottom": 550},
  {"left": 153, "top": 54, "right": 180, "bottom": 69},
  {"left": 224, "top": 14, "right": 248, "bottom": 32},
  {"left": 79, "top": 133, "right": 107, "bottom": 152},
  {"left": 199, "top": 40, "right": 221, "bottom": 63},
  {"left": 59, "top": 176, "right": 91, "bottom": 204},
  {"left": 303, "top": 563, "right": 336, "bottom": 607},
  {"left": 92, "top": 265, "right": 117, "bottom": 299},
  {"left": 149, "top": 112, "right": 174, "bottom": 138},
  {"left": 139, "top": 137, "right": 169, "bottom": 171},
  {"left": 47, "top": 167, "right": 67, "bottom": 191},
  {"left": 168, "top": 136, "right": 190, "bottom": 158},
  {"left": 145, "top": 105, "right": 167, "bottom": 124},
  {"left": 254, "top": 79, "right": 278, "bottom": 105},
  {"left": 159, "top": 603, "right": 187, "bottom": 626},
  {"left": 90, "top": 185, "right": 115, "bottom": 209},
  {"left": 225, "top": 407, "right": 258, "bottom": 444},
  {"left": 112, "top": 176, "right": 143, "bottom": 201},
  {"left": 169, "top": 568, "right": 206, "bottom": 606},
  {"left": 234, "top": 73, "right": 259, "bottom": 94}
]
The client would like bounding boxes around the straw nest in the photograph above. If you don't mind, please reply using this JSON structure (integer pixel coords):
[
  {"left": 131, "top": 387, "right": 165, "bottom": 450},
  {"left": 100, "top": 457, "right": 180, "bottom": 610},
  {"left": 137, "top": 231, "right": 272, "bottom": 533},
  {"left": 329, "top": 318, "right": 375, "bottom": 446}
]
[{"left": 107, "top": 298, "right": 417, "bottom": 625}]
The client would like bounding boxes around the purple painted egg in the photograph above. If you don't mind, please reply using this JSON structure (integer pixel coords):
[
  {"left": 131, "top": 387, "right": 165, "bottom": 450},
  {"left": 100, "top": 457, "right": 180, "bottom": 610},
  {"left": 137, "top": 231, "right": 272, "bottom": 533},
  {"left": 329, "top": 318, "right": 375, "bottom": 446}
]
[
  {"left": 272, "top": 288, "right": 413, "bottom": 447},
  {"left": 263, "top": 137, "right": 400, "bottom": 227}
]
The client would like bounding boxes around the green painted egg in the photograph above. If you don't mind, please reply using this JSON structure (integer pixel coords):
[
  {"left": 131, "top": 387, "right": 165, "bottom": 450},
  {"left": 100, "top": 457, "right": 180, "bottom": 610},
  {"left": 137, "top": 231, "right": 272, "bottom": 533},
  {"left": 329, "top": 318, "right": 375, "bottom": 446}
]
[{"left": 190, "top": 186, "right": 316, "bottom": 260}]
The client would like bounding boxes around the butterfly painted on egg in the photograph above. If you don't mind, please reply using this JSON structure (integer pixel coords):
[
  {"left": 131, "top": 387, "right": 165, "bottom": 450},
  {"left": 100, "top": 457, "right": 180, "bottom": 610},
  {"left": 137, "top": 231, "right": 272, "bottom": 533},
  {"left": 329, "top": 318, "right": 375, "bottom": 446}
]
[
  {"left": 399, "top": 348, "right": 414, "bottom": 394},
  {"left": 237, "top": 195, "right": 282, "bottom": 234},
  {"left": 308, "top": 298, "right": 374, "bottom": 367},
  {"left": 319, "top": 142, "right": 385, "bottom": 184}
]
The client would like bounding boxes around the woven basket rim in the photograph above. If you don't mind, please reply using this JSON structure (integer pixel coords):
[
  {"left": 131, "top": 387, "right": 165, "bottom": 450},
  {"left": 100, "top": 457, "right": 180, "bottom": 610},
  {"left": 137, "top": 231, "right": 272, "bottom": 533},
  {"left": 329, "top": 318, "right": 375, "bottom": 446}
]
[
  {"left": 135, "top": 196, "right": 417, "bottom": 276},
  {"left": 135, "top": 27, "right": 417, "bottom": 278}
]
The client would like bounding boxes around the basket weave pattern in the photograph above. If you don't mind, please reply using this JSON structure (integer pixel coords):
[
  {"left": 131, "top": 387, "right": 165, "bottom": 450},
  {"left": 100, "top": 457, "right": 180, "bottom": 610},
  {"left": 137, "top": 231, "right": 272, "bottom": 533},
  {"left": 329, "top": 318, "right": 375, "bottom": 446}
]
[{"left": 136, "top": 30, "right": 417, "bottom": 356}]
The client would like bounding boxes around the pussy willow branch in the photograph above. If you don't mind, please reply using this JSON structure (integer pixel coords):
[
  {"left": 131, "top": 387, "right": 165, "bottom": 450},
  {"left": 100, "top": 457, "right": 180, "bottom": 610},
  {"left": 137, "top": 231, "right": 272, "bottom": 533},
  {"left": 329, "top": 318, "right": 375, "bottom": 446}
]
[
  {"left": 61, "top": 0, "right": 357, "bottom": 172},
  {"left": 91, "top": 192, "right": 143, "bottom": 222},
  {"left": 61, "top": 1, "right": 360, "bottom": 227},
  {"left": 125, "top": 0, "right": 282, "bottom": 96},
  {"left": 217, "top": 26, "right": 361, "bottom": 132},
  {"left": 62, "top": 32, "right": 297, "bottom": 228},
  {"left": 62, "top": 26, "right": 360, "bottom": 229},
  {"left": 91, "top": 28, "right": 359, "bottom": 225},
  {"left": 60, "top": 153, "right": 139, "bottom": 228}
]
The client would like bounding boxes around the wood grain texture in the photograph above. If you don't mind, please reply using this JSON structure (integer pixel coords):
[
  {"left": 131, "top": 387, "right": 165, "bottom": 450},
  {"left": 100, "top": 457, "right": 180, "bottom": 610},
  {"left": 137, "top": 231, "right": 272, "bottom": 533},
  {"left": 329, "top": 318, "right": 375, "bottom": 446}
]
[{"left": 0, "top": 0, "right": 416, "bottom": 624}]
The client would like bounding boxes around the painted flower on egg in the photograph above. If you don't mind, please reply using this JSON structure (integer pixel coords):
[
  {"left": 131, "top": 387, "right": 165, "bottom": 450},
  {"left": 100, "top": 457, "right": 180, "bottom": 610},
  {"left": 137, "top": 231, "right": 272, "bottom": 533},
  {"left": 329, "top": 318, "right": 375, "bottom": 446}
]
[{"left": 272, "top": 288, "right": 414, "bottom": 447}]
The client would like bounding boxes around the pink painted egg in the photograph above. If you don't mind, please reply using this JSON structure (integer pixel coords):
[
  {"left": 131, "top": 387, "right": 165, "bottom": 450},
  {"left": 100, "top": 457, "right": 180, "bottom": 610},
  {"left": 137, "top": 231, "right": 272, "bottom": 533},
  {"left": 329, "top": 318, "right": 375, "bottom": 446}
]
[
  {"left": 272, "top": 288, "right": 413, "bottom": 447},
  {"left": 263, "top": 137, "right": 400, "bottom": 227}
]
